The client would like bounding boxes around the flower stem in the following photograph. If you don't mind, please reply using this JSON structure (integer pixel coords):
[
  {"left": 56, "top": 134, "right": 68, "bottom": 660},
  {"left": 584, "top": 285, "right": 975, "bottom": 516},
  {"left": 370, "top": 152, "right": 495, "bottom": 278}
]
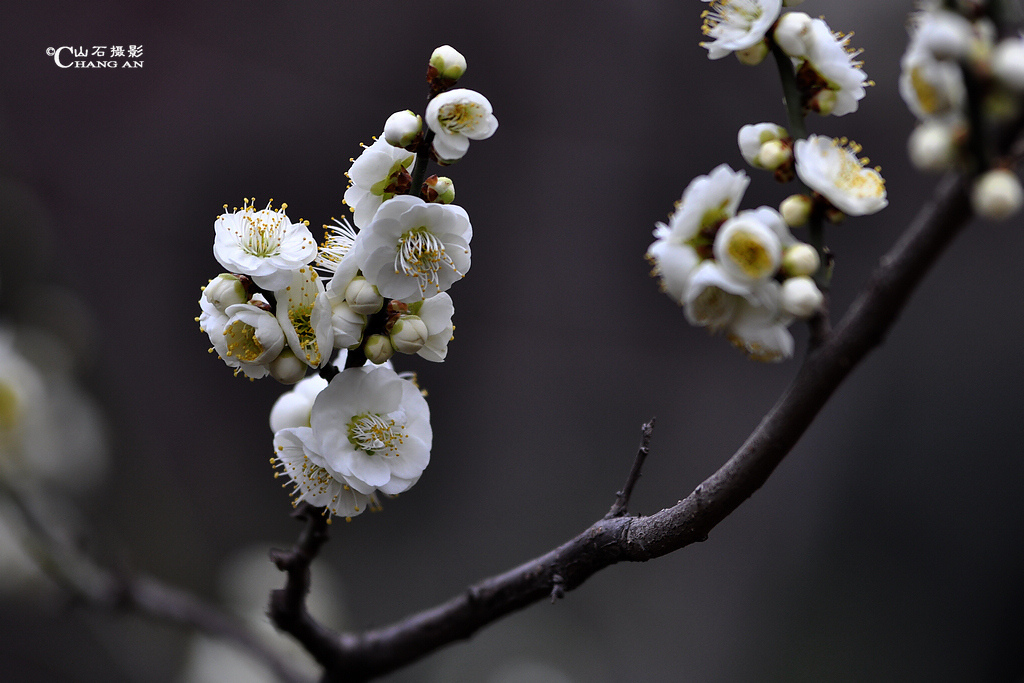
[
  {"left": 771, "top": 42, "right": 807, "bottom": 140},
  {"left": 409, "top": 130, "right": 436, "bottom": 198}
]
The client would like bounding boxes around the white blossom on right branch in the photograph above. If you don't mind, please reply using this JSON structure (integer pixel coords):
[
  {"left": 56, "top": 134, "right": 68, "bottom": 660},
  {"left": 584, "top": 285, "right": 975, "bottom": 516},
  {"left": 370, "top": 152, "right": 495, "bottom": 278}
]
[
  {"left": 425, "top": 89, "right": 499, "bottom": 162},
  {"left": 794, "top": 134, "right": 888, "bottom": 216}
]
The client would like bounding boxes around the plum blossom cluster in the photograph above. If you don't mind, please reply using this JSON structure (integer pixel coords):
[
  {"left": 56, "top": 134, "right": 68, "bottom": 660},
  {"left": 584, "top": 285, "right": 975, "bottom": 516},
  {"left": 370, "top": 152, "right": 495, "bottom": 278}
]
[
  {"left": 701, "top": 1, "right": 868, "bottom": 118},
  {"left": 647, "top": 165, "right": 823, "bottom": 361},
  {"left": 653, "top": 2, "right": 888, "bottom": 361},
  {"left": 899, "top": 1, "right": 1024, "bottom": 220},
  {"left": 196, "top": 46, "right": 497, "bottom": 518}
]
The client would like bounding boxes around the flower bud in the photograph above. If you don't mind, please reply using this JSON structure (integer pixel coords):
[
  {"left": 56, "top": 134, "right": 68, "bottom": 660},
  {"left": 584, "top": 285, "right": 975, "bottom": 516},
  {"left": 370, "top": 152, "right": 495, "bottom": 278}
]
[
  {"left": 992, "top": 37, "right": 1024, "bottom": 91},
  {"left": 364, "top": 334, "right": 395, "bottom": 364},
  {"left": 344, "top": 277, "right": 384, "bottom": 315},
  {"left": 971, "top": 169, "right": 1024, "bottom": 221},
  {"left": 423, "top": 175, "right": 456, "bottom": 204},
  {"left": 430, "top": 45, "right": 467, "bottom": 81},
  {"left": 782, "top": 243, "right": 820, "bottom": 277},
  {"left": 774, "top": 12, "right": 813, "bottom": 58},
  {"left": 330, "top": 299, "right": 366, "bottom": 349},
  {"left": 203, "top": 273, "right": 247, "bottom": 312},
  {"left": 389, "top": 315, "right": 429, "bottom": 354},
  {"left": 780, "top": 194, "right": 813, "bottom": 228},
  {"left": 921, "top": 10, "right": 972, "bottom": 61},
  {"left": 780, "top": 276, "right": 824, "bottom": 318},
  {"left": 908, "top": 121, "right": 958, "bottom": 173},
  {"left": 757, "top": 140, "right": 792, "bottom": 171},
  {"left": 807, "top": 89, "right": 837, "bottom": 116},
  {"left": 736, "top": 42, "right": 769, "bottom": 66},
  {"left": 269, "top": 348, "right": 307, "bottom": 385},
  {"left": 383, "top": 110, "right": 423, "bottom": 148}
]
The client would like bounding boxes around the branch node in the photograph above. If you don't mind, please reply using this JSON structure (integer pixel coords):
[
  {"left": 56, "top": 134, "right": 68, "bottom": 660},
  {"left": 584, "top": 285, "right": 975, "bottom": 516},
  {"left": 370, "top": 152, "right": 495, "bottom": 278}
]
[
  {"left": 604, "top": 418, "right": 656, "bottom": 519},
  {"left": 549, "top": 574, "right": 565, "bottom": 603}
]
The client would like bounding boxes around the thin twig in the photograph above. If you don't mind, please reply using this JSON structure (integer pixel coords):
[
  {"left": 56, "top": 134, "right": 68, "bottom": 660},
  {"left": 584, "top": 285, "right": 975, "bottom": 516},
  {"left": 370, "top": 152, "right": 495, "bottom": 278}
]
[{"left": 604, "top": 418, "right": 656, "bottom": 519}]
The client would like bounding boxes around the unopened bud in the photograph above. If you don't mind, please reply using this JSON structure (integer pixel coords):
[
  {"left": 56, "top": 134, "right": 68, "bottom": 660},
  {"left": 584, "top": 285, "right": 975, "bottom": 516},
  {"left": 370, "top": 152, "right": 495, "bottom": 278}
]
[
  {"left": 364, "top": 334, "right": 395, "bottom": 364},
  {"left": 344, "top": 277, "right": 384, "bottom": 315},
  {"left": 971, "top": 169, "right": 1024, "bottom": 221},
  {"left": 807, "top": 89, "right": 837, "bottom": 116},
  {"left": 780, "top": 194, "right": 813, "bottom": 227},
  {"left": 383, "top": 110, "right": 423, "bottom": 148},
  {"left": 736, "top": 41, "right": 769, "bottom": 66},
  {"left": 389, "top": 315, "right": 429, "bottom": 354},
  {"left": 203, "top": 274, "right": 247, "bottom": 312},
  {"left": 780, "top": 276, "right": 824, "bottom": 318},
  {"left": 423, "top": 175, "right": 456, "bottom": 204},
  {"left": 774, "top": 12, "right": 813, "bottom": 58},
  {"left": 992, "top": 37, "right": 1024, "bottom": 91},
  {"left": 922, "top": 10, "right": 972, "bottom": 61},
  {"left": 269, "top": 349, "right": 307, "bottom": 385},
  {"left": 908, "top": 120, "right": 957, "bottom": 172},
  {"left": 429, "top": 45, "right": 467, "bottom": 81},
  {"left": 782, "top": 243, "right": 820, "bottom": 277},
  {"left": 757, "top": 140, "right": 792, "bottom": 171}
]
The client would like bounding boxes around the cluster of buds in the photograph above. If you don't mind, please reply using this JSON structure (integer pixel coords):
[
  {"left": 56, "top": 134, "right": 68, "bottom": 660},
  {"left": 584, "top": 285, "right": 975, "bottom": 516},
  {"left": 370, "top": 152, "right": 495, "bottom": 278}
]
[
  {"left": 647, "top": 165, "right": 824, "bottom": 362},
  {"left": 653, "top": 2, "right": 887, "bottom": 362},
  {"left": 899, "top": 2, "right": 1024, "bottom": 220},
  {"left": 197, "top": 46, "right": 497, "bottom": 518}
]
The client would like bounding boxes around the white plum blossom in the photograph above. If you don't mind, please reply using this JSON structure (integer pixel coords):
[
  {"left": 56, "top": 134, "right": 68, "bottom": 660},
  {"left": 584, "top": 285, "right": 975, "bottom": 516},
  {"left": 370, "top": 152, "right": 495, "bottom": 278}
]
[
  {"left": 213, "top": 201, "right": 317, "bottom": 291},
  {"left": 356, "top": 195, "right": 472, "bottom": 303},
  {"left": 899, "top": 14, "right": 967, "bottom": 121},
  {"left": 425, "top": 88, "right": 499, "bottom": 162},
  {"left": 699, "top": 0, "right": 782, "bottom": 60},
  {"left": 794, "top": 135, "right": 888, "bottom": 216},
  {"left": 647, "top": 164, "right": 750, "bottom": 303},
  {"left": 712, "top": 207, "right": 790, "bottom": 289},
  {"left": 344, "top": 137, "right": 416, "bottom": 229},
  {"left": 727, "top": 283, "right": 795, "bottom": 362},
  {"left": 274, "top": 267, "right": 334, "bottom": 369},
  {"left": 795, "top": 18, "right": 869, "bottom": 116},
  {"left": 210, "top": 295, "right": 286, "bottom": 379},
  {"left": 315, "top": 218, "right": 358, "bottom": 276},
  {"left": 683, "top": 261, "right": 745, "bottom": 331},
  {"left": 272, "top": 428, "right": 377, "bottom": 519},
  {"left": 407, "top": 293, "right": 455, "bottom": 362},
  {"left": 308, "top": 365, "right": 431, "bottom": 497},
  {"left": 270, "top": 374, "right": 328, "bottom": 434}
]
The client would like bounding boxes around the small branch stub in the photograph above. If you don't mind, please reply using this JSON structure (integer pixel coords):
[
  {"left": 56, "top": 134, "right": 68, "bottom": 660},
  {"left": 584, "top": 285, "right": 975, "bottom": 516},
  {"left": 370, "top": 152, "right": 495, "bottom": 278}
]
[{"left": 605, "top": 418, "right": 656, "bottom": 519}]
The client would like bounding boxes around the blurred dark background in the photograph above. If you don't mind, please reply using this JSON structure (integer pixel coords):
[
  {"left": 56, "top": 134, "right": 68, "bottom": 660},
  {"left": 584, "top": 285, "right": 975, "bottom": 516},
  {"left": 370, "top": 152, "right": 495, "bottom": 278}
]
[{"left": 2, "top": 1, "right": 1023, "bottom": 681}]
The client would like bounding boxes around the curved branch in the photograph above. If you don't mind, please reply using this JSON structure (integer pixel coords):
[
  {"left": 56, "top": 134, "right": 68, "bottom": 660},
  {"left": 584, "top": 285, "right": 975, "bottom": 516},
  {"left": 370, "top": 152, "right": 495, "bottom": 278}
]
[
  {"left": 274, "top": 167, "right": 984, "bottom": 682},
  {"left": 0, "top": 481, "right": 311, "bottom": 683}
]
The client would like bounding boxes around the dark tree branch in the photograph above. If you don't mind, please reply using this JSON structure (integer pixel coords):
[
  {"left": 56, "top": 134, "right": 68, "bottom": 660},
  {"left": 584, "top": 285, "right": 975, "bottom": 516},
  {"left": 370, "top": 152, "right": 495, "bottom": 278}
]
[
  {"left": 605, "top": 418, "right": 656, "bottom": 520},
  {"left": 275, "top": 165, "right": 990, "bottom": 683},
  {"left": 0, "top": 481, "right": 310, "bottom": 683},
  {"left": 268, "top": 503, "right": 340, "bottom": 670}
]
